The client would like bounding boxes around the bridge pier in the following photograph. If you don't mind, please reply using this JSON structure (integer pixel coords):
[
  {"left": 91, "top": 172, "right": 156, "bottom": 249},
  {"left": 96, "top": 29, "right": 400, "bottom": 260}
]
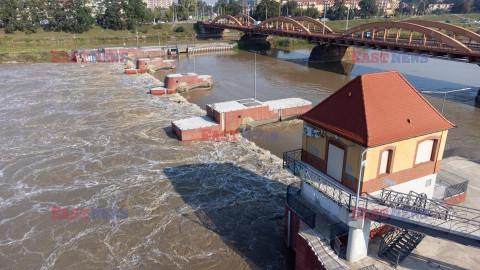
[
  {"left": 240, "top": 33, "right": 273, "bottom": 49},
  {"left": 309, "top": 43, "right": 353, "bottom": 63},
  {"left": 196, "top": 22, "right": 236, "bottom": 39}
]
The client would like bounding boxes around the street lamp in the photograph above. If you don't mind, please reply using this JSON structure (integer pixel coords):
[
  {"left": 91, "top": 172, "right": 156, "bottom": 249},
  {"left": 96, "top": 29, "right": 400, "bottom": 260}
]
[
  {"left": 421, "top": 88, "right": 472, "bottom": 114},
  {"left": 250, "top": 50, "right": 259, "bottom": 100}
]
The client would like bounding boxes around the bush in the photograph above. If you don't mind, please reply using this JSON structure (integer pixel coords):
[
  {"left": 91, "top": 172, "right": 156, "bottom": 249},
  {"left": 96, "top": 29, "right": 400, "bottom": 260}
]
[
  {"left": 141, "top": 28, "right": 148, "bottom": 33},
  {"left": 153, "top": 24, "right": 162, "bottom": 29},
  {"left": 174, "top": 26, "right": 185, "bottom": 32},
  {"left": 4, "top": 24, "right": 15, "bottom": 34}
]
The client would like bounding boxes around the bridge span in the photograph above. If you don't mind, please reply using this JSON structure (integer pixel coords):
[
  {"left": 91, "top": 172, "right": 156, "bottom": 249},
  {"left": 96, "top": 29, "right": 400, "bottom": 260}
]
[{"left": 202, "top": 15, "right": 480, "bottom": 63}]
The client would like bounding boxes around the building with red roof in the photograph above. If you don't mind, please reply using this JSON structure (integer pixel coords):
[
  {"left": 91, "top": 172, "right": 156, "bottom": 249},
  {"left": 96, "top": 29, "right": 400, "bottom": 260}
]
[
  {"left": 299, "top": 71, "right": 454, "bottom": 194},
  {"left": 283, "top": 71, "right": 457, "bottom": 266}
]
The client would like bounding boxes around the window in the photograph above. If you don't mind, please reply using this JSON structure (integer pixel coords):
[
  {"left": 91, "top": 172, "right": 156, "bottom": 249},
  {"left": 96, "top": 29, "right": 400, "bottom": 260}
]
[
  {"left": 379, "top": 150, "right": 391, "bottom": 174},
  {"left": 415, "top": 139, "right": 435, "bottom": 164}
]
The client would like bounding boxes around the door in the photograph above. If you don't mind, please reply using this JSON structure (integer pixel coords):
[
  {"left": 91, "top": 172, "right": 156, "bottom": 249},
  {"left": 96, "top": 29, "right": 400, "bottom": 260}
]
[{"left": 327, "top": 143, "right": 344, "bottom": 182}]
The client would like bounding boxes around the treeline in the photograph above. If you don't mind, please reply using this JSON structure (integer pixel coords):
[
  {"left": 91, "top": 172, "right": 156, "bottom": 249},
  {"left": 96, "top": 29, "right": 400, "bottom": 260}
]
[{"left": 0, "top": 0, "right": 210, "bottom": 34}]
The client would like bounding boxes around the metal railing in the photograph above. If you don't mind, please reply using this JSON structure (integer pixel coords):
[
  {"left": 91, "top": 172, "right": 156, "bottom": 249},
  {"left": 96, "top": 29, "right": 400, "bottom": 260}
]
[
  {"left": 283, "top": 149, "right": 480, "bottom": 245},
  {"left": 444, "top": 180, "right": 469, "bottom": 199},
  {"left": 300, "top": 220, "right": 349, "bottom": 270},
  {"left": 287, "top": 183, "right": 316, "bottom": 228}
]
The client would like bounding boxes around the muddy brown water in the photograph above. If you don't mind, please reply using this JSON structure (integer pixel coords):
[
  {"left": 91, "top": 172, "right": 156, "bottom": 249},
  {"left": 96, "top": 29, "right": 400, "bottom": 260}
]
[
  {"left": 173, "top": 48, "right": 480, "bottom": 161},
  {"left": 0, "top": 47, "right": 479, "bottom": 269}
]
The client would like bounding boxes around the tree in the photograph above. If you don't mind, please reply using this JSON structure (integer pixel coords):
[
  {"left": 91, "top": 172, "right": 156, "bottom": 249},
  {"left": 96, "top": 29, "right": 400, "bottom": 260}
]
[
  {"left": 281, "top": 1, "right": 298, "bottom": 16},
  {"left": 303, "top": 7, "right": 320, "bottom": 18},
  {"left": 451, "top": 0, "right": 471, "bottom": 13},
  {"left": 104, "top": 0, "right": 127, "bottom": 30},
  {"left": 474, "top": 0, "right": 480, "bottom": 12},
  {"left": 327, "top": 1, "right": 354, "bottom": 20},
  {"left": 359, "top": 0, "right": 378, "bottom": 18},
  {"left": 0, "top": 0, "right": 22, "bottom": 33},
  {"left": 177, "top": 0, "right": 197, "bottom": 20},
  {"left": 123, "top": 0, "right": 149, "bottom": 29},
  {"left": 253, "top": 0, "right": 280, "bottom": 20}
]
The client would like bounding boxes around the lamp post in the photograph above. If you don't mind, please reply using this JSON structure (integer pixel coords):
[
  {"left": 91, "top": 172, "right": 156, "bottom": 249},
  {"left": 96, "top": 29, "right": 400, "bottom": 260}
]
[
  {"left": 323, "top": 3, "right": 327, "bottom": 34},
  {"left": 251, "top": 50, "right": 259, "bottom": 100},
  {"left": 421, "top": 88, "right": 472, "bottom": 114},
  {"left": 346, "top": 5, "right": 350, "bottom": 30}
]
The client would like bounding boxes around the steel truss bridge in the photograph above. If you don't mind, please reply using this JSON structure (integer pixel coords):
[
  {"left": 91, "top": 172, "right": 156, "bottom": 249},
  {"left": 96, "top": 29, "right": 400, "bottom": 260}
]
[
  {"left": 283, "top": 149, "right": 480, "bottom": 248},
  {"left": 203, "top": 15, "right": 480, "bottom": 63}
]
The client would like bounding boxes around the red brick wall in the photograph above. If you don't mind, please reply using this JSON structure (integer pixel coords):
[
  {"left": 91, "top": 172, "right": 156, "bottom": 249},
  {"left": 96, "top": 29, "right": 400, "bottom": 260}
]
[
  {"left": 281, "top": 104, "right": 312, "bottom": 118},
  {"left": 295, "top": 233, "right": 327, "bottom": 270},
  {"left": 223, "top": 106, "right": 276, "bottom": 133},
  {"left": 369, "top": 225, "right": 392, "bottom": 239},
  {"left": 284, "top": 204, "right": 301, "bottom": 252},
  {"left": 173, "top": 124, "right": 223, "bottom": 141},
  {"left": 165, "top": 75, "right": 202, "bottom": 91},
  {"left": 443, "top": 192, "right": 466, "bottom": 205},
  {"left": 361, "top": 160, "right": 439, "bottom": 194}
]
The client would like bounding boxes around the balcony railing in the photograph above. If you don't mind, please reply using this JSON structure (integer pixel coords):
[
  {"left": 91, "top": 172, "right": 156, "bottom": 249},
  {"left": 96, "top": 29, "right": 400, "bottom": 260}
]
[
  {"left": 287, "top": 183, "right": 316, "bottom": 228},
  {"left": 283, "top": 149, "right": 480, "bottom": 247}
]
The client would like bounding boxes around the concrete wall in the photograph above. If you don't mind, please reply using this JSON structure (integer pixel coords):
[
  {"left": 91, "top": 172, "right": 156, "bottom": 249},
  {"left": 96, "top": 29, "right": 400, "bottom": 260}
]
[
  {"left": 172, "top": 123, "right": 222, "bottom": 142},
  {"left": 165, "top": 74, "right": 212, "bottom": 91}
]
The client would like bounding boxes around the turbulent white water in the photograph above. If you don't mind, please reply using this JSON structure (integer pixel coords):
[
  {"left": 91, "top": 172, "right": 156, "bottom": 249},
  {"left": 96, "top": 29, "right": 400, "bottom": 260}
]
[{"left": 0, "top": 63, "right": 298, "bottom": 269}]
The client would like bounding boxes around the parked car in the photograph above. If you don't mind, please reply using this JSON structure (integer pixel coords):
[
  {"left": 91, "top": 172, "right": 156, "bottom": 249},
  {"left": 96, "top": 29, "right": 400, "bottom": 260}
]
[
  {"left": 253, "top": 21, "right": 262, "bottom": 26},
  {"left": 461, "top": 19, "right": 470, "bottom": 23},
  {"left": 445, "top": 20, "right": 452, "bottom": 23}
]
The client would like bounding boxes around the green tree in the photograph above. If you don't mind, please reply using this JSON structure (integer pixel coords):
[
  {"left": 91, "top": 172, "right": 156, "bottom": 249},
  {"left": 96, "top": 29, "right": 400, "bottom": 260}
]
[
  {"left": 303, "top": 7, "right": 320, "bottom": 18},
  {"left": 253, "top": 0, "right": 280, "bottom": 20},
  {"left": 177, "top": 0, "right": 197, "bottom": 20},
  {"left": 0, "top": 0, "right": 22, "bottom": 33},
  {"left": 123, "top": 0, "right": 149, "bottom": 29},
  {"left": 451, "top": 0, "right": 471, "bottom": 13},
  {"left": 327, "top": 1, "right": 353, "bottom": 20},
  {"left": 359, "top": 0, "right": 378, "bottom": 18},
  {"left": 104, "top": 0, "right": 127, "bottom": 30},
  {"left": 281, "top": 1, "right": 298, "bottom": 16},
  {"left": 474, "top": 0, "right": 480, "bottom": 12}
]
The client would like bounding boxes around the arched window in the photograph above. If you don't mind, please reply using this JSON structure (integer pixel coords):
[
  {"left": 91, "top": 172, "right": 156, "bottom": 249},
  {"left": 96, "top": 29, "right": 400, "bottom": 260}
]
[{"left": 415, "top": 139, "right": 436, "bottom": 164}]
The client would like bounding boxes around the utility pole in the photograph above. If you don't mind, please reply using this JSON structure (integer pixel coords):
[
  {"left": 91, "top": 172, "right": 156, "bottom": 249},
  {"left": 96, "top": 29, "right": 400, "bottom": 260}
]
[
  {"left": 250, "top": 51, "right": 259, "bottom": 100},
  {"left": 136, "top": 23, "right": 139, "bottom": 47},
  {"left": 322, "top": 5, "right": 327, "bottom": 34},
  {"left": 266, "top": 3, "right": 268, "bottom": 20},
  {"left": 346, "top": 5, "right": 350, "bottom": 30}
]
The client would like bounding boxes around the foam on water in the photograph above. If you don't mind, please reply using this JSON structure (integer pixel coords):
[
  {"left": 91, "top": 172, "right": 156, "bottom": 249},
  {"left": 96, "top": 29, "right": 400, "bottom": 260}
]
[{"left": 0, "top": 63, "right": 298, "bottom": 269}]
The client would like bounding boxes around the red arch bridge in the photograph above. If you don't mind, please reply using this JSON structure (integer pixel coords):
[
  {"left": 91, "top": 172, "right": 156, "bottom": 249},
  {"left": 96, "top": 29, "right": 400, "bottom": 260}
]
[{"left": 201, "top": 15, "right": 480, "bottom": 63}]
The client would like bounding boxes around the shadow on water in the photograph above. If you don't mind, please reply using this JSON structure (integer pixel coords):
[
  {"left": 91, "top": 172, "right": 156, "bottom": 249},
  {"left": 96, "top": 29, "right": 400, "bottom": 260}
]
[{"left": 163, "top": 162, "right": 295, "bottom": 269}]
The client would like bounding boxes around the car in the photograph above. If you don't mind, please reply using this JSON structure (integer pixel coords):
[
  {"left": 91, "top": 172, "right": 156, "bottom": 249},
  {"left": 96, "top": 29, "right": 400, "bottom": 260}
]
[
  {"left": 357, "top": 32, "right": 372, "bottom": 38},
  {"left": 445, "top": 20, "right": 452, "bottom": 23},
  {"left": 253, "top": 21, "right": 262, "bottom": 26},
  {"left": 461, "top": 19, "right": 470, "bottom": 23}
]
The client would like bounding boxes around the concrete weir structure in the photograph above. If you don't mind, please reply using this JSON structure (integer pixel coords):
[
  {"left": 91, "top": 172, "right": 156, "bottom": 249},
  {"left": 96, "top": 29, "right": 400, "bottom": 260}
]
[
  {"left": 165, "top": 73, "right": 212, "bottom": 93},
  {"left": 172, "top": 98, "right": 312, "bottom": 141},
  {"left": 136, "top": 58, "right": 175, "bottom": 73}
]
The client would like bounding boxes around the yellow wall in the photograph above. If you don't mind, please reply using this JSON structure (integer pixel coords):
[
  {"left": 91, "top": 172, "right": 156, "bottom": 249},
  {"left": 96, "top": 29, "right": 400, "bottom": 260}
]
[
  {"left": 363, "top": 130, "right": 448, "bottom": 181},
  {"left": 302, "top": 123, "right": 364, "bottom": 180},
  {"left": 302, "top": 122, "right": 449, "bottom": 186}
]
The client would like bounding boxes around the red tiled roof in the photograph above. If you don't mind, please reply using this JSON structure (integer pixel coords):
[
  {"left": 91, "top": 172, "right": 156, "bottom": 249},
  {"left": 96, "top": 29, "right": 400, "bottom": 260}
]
[{"left": 300, "top": 71, "right": 455, "bottom": 147}]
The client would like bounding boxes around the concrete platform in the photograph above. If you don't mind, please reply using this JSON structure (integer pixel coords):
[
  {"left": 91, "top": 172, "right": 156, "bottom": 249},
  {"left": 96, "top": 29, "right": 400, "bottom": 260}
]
[{"left": 172, "top": 98, "right": 312, "bottom": 141}]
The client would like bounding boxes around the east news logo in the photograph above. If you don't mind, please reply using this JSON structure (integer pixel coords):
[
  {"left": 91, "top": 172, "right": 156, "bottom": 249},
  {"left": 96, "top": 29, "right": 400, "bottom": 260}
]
[{"left": 51, "top": 207, "right": 128, "bottom": 220}]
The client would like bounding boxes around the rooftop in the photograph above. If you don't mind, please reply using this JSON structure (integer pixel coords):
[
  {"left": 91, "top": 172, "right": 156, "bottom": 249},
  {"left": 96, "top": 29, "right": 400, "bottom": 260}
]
[{"left": 300, "top": 71, "right": 455, "bottom": 147}]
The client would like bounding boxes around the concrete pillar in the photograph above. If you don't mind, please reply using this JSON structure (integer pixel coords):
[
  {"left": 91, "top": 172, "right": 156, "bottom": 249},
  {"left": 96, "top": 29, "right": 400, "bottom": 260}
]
[
  {"left": 346, "top": 219, "right": 371, "bottom": 262},
  {"left": 308, "top": 43, "right": 353, "bottom": 63}
]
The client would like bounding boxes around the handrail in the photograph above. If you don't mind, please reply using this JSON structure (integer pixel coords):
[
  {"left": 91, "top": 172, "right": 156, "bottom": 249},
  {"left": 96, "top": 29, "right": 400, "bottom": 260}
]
[
  {"left": 283, "top": 149, "right": 480, "bottom": 242},
  {"left": 300, "top": 220, "right": 349, "bottom": 270}
]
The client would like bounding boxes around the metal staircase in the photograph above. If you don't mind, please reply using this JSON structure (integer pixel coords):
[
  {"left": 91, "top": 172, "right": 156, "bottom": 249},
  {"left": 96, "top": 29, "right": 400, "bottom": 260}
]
[
  {"left": 378, "top": 227, "right": 426, "bottom": 267},
  {"left": 283, "top": 149, "right": 480, "bottom": 248}
]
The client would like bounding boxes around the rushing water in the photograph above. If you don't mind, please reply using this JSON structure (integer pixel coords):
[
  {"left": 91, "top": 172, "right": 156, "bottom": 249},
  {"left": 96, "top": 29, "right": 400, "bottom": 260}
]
[
  {"left": 0, "top": 47, "right": 479, "bottom": 270},
  {"left": 175, "top": 48, "right": 480, "bottom": 160}
]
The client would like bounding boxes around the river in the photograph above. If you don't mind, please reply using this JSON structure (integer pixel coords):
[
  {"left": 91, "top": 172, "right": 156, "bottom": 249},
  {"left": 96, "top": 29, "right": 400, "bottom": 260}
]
[{"left": 0, "top": 46, "right": 479, "bottom": 269}]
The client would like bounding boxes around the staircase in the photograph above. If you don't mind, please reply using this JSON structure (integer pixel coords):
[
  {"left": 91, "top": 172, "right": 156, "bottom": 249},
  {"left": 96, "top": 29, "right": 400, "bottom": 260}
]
[
  {"left": 299, "top": 221, "right": 349, "bottom": 270},
  {"left": 378, "top": 227, "right": 425, "bottom": 268}
]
